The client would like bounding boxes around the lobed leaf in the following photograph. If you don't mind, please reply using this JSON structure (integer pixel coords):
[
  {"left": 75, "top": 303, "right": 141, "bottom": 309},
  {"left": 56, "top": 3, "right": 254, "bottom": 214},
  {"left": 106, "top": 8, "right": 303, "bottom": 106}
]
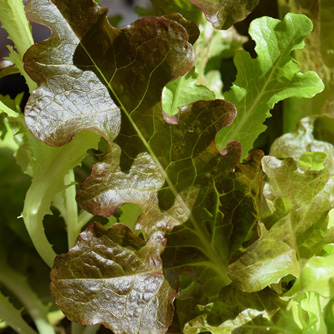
[
  {"left": 24, "top": 0, "right": 244, "bottom": 328},
  {"left": 162, "top": 67, "right": 215, "bottom": 116},
  {"left": 162, "top": 150, "right": 263, "bottom": 295},
  {"left": 216, "top": 13, "right": 324, "bottom": 160},
  {"left": 229, "top": 155, "right": 334, "bottom": 292},
  {"left": 0, "top": 292, "right": 37, "bottom": 334},
  {"left": 77, "top": 99, "right": 239, "bottom": 237},
  {"left": 50, "top": 222, "right": 176, "bottom": 334}
]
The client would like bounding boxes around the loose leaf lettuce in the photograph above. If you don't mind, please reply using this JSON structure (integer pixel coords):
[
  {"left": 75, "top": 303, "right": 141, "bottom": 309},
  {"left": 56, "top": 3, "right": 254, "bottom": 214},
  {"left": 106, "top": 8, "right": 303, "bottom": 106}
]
[
  {"left": 50, "top": 222, "right": 175, "bottom": 333},
  {"left": 229, "top": 155, "right": 334, "bottom": 292},
  {"left": 23, "top": 0, "right": 244, "bottom": 330},
  {"left": 270, "top": 116, "right": 334, "bottom": 174},
  {"left": 217, "top": 13, "right": 324, "bottom": 160},
  {"left": 161, "top": 150, "right": 263, "bottom": 296},
  {"left": 192, "top": 292, "right": 328, "bottom": 333},
  {"left": 19, "top": 0, "right": 332, "bottom": 332},
  {"left": 183, "top": 284, "right": 304, "bottom": 334}
]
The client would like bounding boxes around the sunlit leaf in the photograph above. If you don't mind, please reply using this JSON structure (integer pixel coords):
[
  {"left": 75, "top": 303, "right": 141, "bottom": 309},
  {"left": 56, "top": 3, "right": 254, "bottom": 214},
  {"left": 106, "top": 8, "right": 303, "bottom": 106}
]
[{"left": 217, "top": 14, "right": 324, "bottom": 160}]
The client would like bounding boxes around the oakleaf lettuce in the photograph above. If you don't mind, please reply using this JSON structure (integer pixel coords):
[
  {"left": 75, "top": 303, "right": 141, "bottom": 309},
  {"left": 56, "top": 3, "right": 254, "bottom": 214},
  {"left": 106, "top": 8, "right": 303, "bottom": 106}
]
[
  {"left": 217, "top": 14, "right": 324, "bottom": 160},
  {"left": 18, "top": 0, "right": 332, "bottom": 333}
]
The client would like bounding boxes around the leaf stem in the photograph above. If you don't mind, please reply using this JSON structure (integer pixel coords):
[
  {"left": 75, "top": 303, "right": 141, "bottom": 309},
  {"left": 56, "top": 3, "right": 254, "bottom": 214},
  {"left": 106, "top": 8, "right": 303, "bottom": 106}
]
[
  {"left": 78, "top": 210, "right": 94, "bottom": 230},
  {"left": 0, "top": 265, "right": 55, "bottom": 334},
  {"left": 64, "top": 170, "right": 81, "bottom": 249},
  {"left": 21, "top": 183, "right": 57, "bottom": 268},
  {"left": 0, "top": 291, "right": 37, "bottom": 334}
]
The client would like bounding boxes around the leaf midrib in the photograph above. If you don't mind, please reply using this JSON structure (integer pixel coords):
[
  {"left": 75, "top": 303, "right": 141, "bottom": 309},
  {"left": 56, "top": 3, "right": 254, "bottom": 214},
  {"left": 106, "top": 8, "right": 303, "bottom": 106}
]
[
  {"left": 224, "top": 21, "right": 302, "bottom": 153},
  {"left": 78, "top": 24, "right": 230, "bottom": 285}
]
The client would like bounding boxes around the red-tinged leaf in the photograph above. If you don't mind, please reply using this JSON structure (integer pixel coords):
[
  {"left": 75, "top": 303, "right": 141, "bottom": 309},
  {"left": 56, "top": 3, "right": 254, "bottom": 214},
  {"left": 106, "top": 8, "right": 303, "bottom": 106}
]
[
  {"left": 161, "top": 150, "right": 264, "bottom": 297},
  {"left": 24, "top": 0, "right": 194, "bottom": 146},
  {"left": 50, "top": 222, "right": 176, "bottom": 334},
  {"left": 189, "top": 0, "right": 260, "bottom": 29},
  {"left": 76, "top": 99, "right": 239, "bottom": 237}
]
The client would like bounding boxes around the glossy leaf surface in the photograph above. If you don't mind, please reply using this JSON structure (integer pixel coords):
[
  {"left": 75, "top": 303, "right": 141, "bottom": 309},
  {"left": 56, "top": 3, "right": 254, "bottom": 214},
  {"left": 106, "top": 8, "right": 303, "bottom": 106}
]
[
  {"left": 183, "top": 284, "right": 307, "bottom": 333},
  {"left": 24, "top": 0, "right": 243, "bottom": 330},
  {"left": 50, "top": 222, "right": 175, "bottom": 333}
]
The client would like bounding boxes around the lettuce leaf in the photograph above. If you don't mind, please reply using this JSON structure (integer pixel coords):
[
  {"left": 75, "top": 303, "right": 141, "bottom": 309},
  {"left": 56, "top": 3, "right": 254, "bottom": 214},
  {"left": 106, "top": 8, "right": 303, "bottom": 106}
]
[
  {"left": 188, "top": 0, "right": 259, "bottom": 29},
  {"left": 216, "top": 13, "right": 324, "bottom": 160},
  {"left": 50, "top": 222, "right": 175, "bottom": 333},
  {"left": 21, "top": 0, "right": 332, "bottom": 332},
  {"left": 229, "top": 123, "right": 334, "bottom": 292}
]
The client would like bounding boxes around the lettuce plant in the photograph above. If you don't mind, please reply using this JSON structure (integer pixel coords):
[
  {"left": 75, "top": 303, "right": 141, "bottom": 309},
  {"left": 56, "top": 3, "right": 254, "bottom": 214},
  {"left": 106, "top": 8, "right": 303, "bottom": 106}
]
[{"left": 0, "top": 0, "right": 333, "bottom": 333}]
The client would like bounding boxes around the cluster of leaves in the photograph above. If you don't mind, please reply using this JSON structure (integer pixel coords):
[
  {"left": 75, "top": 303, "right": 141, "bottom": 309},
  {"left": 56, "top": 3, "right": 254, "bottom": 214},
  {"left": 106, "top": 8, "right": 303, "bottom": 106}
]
[{"left": 0, "top": 0, "right": 334, "bottom": 333}]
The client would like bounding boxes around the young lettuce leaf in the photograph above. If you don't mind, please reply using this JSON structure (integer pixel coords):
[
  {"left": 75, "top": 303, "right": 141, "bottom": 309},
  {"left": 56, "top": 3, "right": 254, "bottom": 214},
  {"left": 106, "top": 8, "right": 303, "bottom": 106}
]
[
  {"left": 228, "top": 151, "right": 334, "bottom": 292},
  {"left": 270, "top": 116, "right": 334, "bottom": 174},
  {"left": 216, "top": 13, "right": 324, "bottom": 160}
]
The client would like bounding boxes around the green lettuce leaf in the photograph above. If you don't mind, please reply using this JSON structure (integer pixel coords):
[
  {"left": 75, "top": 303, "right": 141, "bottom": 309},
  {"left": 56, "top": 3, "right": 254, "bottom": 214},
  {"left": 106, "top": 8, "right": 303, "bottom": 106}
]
[
  {"left": 0, "top": 291, "right": 37, "bottom": 334},
  {"left": 300, "top": 254, "right": 334, "bottom": 298},
  {"left": 229, "top": 155, "right": 334, "bottom": 292},
  {"left": 162, "top": 67, "right": 215, "bottom": 116},
  {"left": 161, "top": 150, "right": 263, "bottom": 295},
  {"left": 270, "top": 116, "right": 334, "bottom": 174},
  {"left": 50, "top": 222, "right": 176, "bottom": 334},
  {"left": 298, "top": 151, "right": 327, "bottom": 171},
  {"left": 277, "top": 0, "right": 334, "bottom": 131},
  {"left": 216, "top": 13, "right": 324, "bottom": 160},
  {"left": 188, "top": 0, "right": 260, "bottom": 29},
  {"left": 183, "top": 284, "right": 304, "bottom": 334},
  {"left": 0, "top": 0, "right": 36, "bottom": 92}
]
